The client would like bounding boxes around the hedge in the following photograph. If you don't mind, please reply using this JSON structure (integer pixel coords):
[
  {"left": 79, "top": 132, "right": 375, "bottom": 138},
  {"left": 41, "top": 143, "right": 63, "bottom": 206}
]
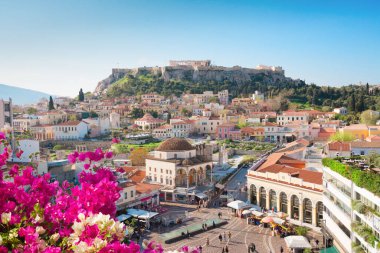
[{"left": 322, "top": 158, "right": 380, "bottom": 196}]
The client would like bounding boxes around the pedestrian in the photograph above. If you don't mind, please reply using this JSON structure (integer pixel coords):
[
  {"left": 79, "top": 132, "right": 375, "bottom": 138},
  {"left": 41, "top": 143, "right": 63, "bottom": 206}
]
[
  {"left": 205, "top": 223, "right": 208, "bottom": 230},
  {"left": 228, "top": 231, "right": 231, "bottom": 240},
  {"left": 316, "top": 239, "right": 320, "bottom": 248},
  {"left": 213, "top": 221, "right": 216, "bottom": 228},
  {"left": 187, "top": 230, "right": 190, "bottom": 238},
  {"left": 225, "top": 245, "right": 229, "bottom": 253},
  {"left": 222, "top": 247, "right": 225, "bottom": 253},
  {"left": 206, "top": 237, "right": 210, "bottom": 246},
  {"left": 219, "top": 234, "right": 223, "bottom": 243},
  {"left": 280, "top": 246, "right": 284, "bottom": 253},
  {"left": 199, "top": 245, "right": 203, "bottom": 253},
  {"left": 223, "top": 232, "right": 227, "bottom": 242}
]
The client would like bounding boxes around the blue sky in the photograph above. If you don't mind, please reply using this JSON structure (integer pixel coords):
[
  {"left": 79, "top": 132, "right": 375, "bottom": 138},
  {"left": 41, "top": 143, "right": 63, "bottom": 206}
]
[{"left": 0, "top": 0, "right": 379, "bottom": 96}]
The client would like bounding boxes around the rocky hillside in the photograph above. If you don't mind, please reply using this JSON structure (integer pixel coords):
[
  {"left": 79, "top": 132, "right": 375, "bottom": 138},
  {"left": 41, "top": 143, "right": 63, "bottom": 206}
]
[{"left": 95, "top": 64, "right": 304, "bottom": 98}]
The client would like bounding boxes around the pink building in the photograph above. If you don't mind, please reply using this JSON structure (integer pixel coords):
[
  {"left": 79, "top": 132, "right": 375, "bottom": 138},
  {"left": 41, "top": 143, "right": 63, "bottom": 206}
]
[{"left": 217, "top": 123, "right": 241, "bottom": 140}]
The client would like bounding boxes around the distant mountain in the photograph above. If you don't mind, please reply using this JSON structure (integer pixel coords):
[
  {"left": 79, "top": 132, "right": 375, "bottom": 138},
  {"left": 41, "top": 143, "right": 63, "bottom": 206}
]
[{"left": 0, "top": 84, "right": 53, "bottom": 105}]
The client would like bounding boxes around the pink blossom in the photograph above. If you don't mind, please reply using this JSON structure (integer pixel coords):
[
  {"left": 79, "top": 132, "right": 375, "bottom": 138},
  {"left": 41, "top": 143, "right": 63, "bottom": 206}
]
[
  {"left": 83, "top": 163, "right": 91, "bottom": 170},
  {"left": 0, "top": 132, "right": 5, "bottom": 140},
  {"left": 105, "top": 151, "right": 113, "bottom": 159},
  {"left": 112, "top": 138, "right": 120, "bottom": 144},
  {"left": 16, "top": 149, "right": 24, "bottom": 158},
  {"left": 67, "top": 154, "right": 77, "bottom": 164}
]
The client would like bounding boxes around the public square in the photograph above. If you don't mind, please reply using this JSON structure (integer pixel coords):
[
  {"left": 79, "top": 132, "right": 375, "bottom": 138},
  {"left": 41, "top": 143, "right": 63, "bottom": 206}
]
[{"left": 147, "top": 203, "right": 288, "bottom": 253}]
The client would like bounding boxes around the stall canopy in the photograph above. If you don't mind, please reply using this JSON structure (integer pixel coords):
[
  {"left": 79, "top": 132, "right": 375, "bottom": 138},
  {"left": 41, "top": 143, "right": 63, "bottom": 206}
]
[
  {"left": 249, "top": 205, "right": 261, "bottom": 211},
  {"left": 242, "top": 210, "right": 252, "bottom": 215},
  {"left": 251, "top": 211, "right": 264, "bottom": 217},
  {"left": 127, "top": 209, "right": 159, "bottom": 220},
  {"left": 284, "top": 236, "right": 312, "bottom": 249},
  {"left": 117, "top": 214, "right": 131, "bottom": 222},
  {"left": 272, "top": 217, "right": 285, "bottom": 225},
  {"left": 227, "top": 200, "right": 250, "bottom": 210}
]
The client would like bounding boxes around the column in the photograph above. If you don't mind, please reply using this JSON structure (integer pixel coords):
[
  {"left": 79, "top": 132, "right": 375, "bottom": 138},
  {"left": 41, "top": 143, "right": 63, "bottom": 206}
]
[
  {"left": 195, "top": 171, "right": 198, "bottom": 186},
  {"left": 257, "top": 188, "right": 261, "bottom": 206},
  {"left": 287, "top": 197, "right": 292, "bottom": 217},
  {"left": 187, "top": 175, "right": 189, "bottom": 188},
  {"left": 312, "top": 207, "right": 317, "bottom": 227},
  {"left": 266, "top": 193, "right": 270, "bottom": 210},
  {"left": 276, "top": 194, "right": 281, "bottom": 212},
  {"left": 299, "top": 203, "right": 304, "bottom": 223}
]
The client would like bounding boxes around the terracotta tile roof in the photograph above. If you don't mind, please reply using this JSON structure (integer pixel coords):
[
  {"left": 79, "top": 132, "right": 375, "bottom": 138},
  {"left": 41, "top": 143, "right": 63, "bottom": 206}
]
[
  {"left": 343, "top": 124, "right": 368, "bottom": 130},
  {"left": 298, "top": 170, "right": 323, "bottom": 184},
  {"left": 351, "top": 141, "right": 380, "bottom": 148},
  {"left": 328, "top": 142, "right": 351, "bottom": 151},
  {"left": 129, "top": 170, "right": 146, "bottom": 183},
  {"left": 366, "top": 135, "right": 380, "bottom": 142},
  {"left": 135, "top": 183, "right": 161, "bottom": 194},
  {"left": 247, "top": 174, "right": 323, "bottom": 192}
]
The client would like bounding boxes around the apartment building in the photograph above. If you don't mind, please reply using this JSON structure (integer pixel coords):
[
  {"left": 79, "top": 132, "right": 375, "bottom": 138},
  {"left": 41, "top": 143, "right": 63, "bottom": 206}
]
[
  {"left": 0, "top": 98, "right": 12, "bottom": 129},
  {"left": 277, "top": 111, "right": 309, "bottom": 126},
  {"left": 323, "top": 163, "right": 380, "bottom": 253}
]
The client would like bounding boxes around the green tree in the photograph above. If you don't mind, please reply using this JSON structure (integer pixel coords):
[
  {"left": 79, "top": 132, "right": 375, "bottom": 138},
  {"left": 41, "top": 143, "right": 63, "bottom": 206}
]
[
  {"left": 48, "top": 96, "right": 55, "bottom": 111},
  {"left": 356, "top": 93, "right": 365, "bottom": 112},
  {"left": 130, "top": 108, "right": 144, "bottom": 119},
  {"left": 360, "top": 110, "right": 380, "bottom": 125},
  {"left": 26, "top": 107, "right": 37, "bottom": 114},
  {"left": 79, "top": 88, "right": 85, "bottom": 101},
  {"left": 329, "top": 132, "right": 355, "bottom": 142},
  {"left": 348, "top": 94, "right": 356, "bottom": 112}
]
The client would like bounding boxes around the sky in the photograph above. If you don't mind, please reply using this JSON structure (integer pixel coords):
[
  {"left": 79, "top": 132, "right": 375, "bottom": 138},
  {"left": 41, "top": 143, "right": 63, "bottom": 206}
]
[{"left": 0, "top": 0, "right": 379, "bottom": 97}]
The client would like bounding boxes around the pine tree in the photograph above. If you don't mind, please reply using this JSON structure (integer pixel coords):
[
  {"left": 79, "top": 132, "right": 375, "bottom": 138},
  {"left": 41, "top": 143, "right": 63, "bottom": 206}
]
[
  {"left": 79, "top": 88, "right": 84, "bottom": 101},
  {"left": 366, "top": 83, "right": 370, "bottom": 95},
  {"left": 48, "top": 96, "right": 55, "bottom": 111},
  {"left": 348, "top": 94, "right": 356, "bottom": 112},
  {"left": 356, "top": 93, "right": 365, "bottom": 112}
]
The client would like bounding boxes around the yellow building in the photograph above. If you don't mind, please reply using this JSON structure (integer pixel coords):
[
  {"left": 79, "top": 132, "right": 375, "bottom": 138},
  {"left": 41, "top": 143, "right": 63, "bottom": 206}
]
[{"left": 340, "top": 124, "right": 369, "bottom": 140}]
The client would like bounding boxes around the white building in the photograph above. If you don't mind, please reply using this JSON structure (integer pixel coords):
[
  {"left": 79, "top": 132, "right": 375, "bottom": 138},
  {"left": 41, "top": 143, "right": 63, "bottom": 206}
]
[
  {"left": 135, "top": 113, "right": 166, "bottom": 131},
  {"left": 110, "top": 112, "right": 121, "bottom": 129},
  {"left": 247, "top": 153, "right": 323, "bottom": 229},
  {"left": 145, "top": 138, "right": 213, "bottom": 202},
  {"left": 333, "top": 107, "right": 348, "bottom": 115},
  {"left": 53, "top": 121, "right": 88, "bottom": 140},
  {"left": 0, "top": 98, "right": 12, "bottom": 129},
  {"left": 324, "top": 159, "right": 380, "bottom": 253},
  {"left": 13, "top": 115, "right": 39, "bottom": 133},
  {"left": 277, "top": 111, "right": 309, "bottom": 126}
]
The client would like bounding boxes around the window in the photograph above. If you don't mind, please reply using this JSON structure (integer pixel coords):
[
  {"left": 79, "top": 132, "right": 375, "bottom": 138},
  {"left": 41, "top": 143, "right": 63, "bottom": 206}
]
[
  {"left": 160, "top": 178, "right": 163, "bottom": 183},
  {"left": 161, "top": 169, "right": 163, "bottom": 173},
  {"left": 154, "top": 168, "right": 156, "bottom": 172},
  {"left": 149, "top": 167, "right": 151, "bottom": 171},
  {"left": 124, "top": 192, "right": 128, "bottom": 199},
  {"left": 154, "top": 176, "right": 157, "bottom": 181},
  {"left": 130, "top": 190, "right": 134, "bottom": 197}
]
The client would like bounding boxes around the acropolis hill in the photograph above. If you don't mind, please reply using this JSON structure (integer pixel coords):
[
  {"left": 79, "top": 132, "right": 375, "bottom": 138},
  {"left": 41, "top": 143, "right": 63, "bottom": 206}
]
[{"left": 94, "top": 60, "right": 290, "bottom": 95}]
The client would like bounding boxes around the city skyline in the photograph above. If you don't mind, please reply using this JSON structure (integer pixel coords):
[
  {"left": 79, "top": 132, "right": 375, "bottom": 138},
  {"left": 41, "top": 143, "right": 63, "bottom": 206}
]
[{"left": 1, "top": 0, "right": 380, "bottom": 96}]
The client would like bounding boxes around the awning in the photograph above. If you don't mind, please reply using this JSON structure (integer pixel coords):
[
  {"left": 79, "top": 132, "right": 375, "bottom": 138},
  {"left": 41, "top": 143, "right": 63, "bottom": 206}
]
[
  {"left": 195, "top": 193, "right": 208, "bottom": 199},
  {"left": 117, "top": 214, "right": 131, "bottom": 222},
  {"left": 227, "top": 200, "right": 250, "bottom": 210},
  {"left": 127, "top": 209, "right": 159, "bottom": 220},
  {"left": 251, "top": 211, "right": 264, "bottom": 217},
  {"left": 284, "top": 236, "right": 312, "bottom": 249}
]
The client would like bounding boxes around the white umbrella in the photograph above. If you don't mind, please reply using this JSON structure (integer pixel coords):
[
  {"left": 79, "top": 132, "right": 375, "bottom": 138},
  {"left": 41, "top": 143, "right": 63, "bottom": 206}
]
[
  {"left": 242, "top": 210, "right": 252, "bottom": 215},
  {"left": 284, "top": 236, "right": 312, "bottom": 249},
  {"left": 272, "top": 217, "right": 285, "bottom": 225},
  {"left": 251, "top": 211, "right": 264, "bottom": 217},
  {"left": 227, "top": 200, "right": 249, "bottom": 210}
]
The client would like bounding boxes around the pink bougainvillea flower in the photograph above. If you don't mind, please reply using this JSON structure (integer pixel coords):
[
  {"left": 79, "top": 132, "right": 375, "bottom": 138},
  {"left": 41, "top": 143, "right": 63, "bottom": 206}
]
[
  {"left": 112, "top": 138, "right": 120, "bottom": 144},
  {"left": 83, "top": 163, "right": 91, "bottom": 170},
  {"left": 16, "top": 149, "right": 24, "bottom": 158},
  {"left": 105, "top": 151, "right": 113, "bottom": 159},
  {"left": 0, "top": 132, "right": 5, "bottom": 140}
]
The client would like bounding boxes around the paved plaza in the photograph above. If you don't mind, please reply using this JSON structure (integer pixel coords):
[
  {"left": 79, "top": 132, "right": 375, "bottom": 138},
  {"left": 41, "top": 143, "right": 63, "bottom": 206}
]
[{"left": 146, "top": 203, "right": 288, "bottom": 253}]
